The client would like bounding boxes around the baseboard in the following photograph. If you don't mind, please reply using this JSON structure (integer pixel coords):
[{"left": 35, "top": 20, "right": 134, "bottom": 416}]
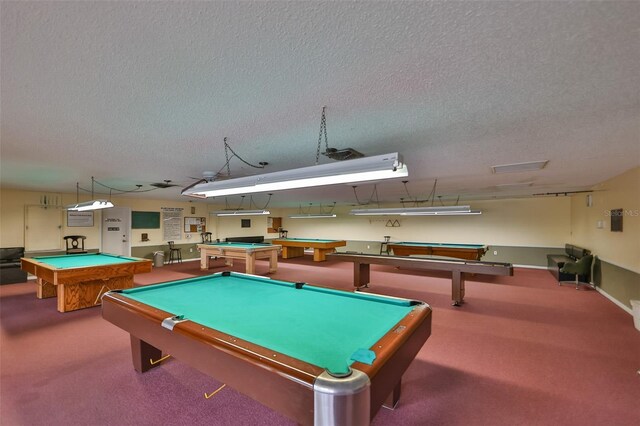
[{"left": 596, "top": 286, "right": 633, "bottom": 315}]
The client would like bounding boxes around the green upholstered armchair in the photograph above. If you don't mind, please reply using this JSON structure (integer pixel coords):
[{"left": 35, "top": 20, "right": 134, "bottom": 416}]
[{"left": 560, "top": 254, "right": 595, "bottom": 290}]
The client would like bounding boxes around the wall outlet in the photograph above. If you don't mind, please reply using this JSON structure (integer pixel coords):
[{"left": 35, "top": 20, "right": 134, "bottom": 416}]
[
  {"left": 190, "top": 248, "right": 193, "bottom": 252},
  {"left": 493, "top": 250, "right": 498, "bottom": 255},
  {"left": 367, "top": 245, "right": 370, "bottom": 249}
]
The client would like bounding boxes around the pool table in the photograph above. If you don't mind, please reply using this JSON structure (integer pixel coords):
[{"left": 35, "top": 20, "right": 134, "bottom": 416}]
[
  {"left": 329, "top": 252, "right": 513, "bottom": 306},
  {"left": 388, "top": 242, "right": 488, "bottom": 261},
  {"left": 21, "top": 253, "right": 152, "bottom": 313},
  {"left": 196, "top": 242, "right": 280, "bottom": 274},
  {"left": 271, "top": 238, "right": 346, "bottom": 262},
  {"left": 101, "top": 272, "right": 432, "bottom": 425}
]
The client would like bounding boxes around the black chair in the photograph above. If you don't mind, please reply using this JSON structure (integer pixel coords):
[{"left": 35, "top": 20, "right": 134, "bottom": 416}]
[
  {"left": 167, "top": 241, "right": 182, "bottom": 264},
  {"left": 560, "top": 254, "right": 595, "bottom": 290},
  {"left": 64, "top": 235, "right": 87, "bottom": 254}
]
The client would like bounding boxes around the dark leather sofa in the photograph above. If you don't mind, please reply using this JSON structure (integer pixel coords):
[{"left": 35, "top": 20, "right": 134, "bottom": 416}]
[
  {"left": 0, "top": 247, "right": 28, "bottom": 284},
  {"left": 547, "top": 244, "right": 591, "bottom": 282}
]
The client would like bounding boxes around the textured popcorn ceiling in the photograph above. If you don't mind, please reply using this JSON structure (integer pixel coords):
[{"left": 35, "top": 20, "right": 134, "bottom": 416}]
[{"left": 1, "top": 1, "right": 638, "bottom": 207}]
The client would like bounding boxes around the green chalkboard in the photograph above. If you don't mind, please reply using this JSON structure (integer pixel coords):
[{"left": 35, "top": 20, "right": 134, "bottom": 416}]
[{"left": 132, "top": 211, "right": 160, "bottom": 229}]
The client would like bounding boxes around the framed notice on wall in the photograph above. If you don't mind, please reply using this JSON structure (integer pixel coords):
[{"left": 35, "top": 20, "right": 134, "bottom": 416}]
[
  {"left": 610, "top": 208, "right": 623, "bottom": 232},
  {"left": 184, "top": 217, "right": 206, "bottom": 233},
  {"left": 67, "top": 211, "right": 94, "bottom": 227}
]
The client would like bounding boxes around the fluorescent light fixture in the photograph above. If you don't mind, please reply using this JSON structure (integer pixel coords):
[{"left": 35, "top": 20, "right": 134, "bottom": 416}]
[
  {"left": 288, "top": 213, "right": 337, "bottom": 219},
  {"left": 211, "top": 209, "right": 271, "bottom": 217},
  {"left": 491, "top": 160, "right": 548, "bottom": 174},
  {"left": 349, "top": 206, "right": 481, "bottom": 216},
  {"left": 495, "top": 182, "right": 534, "bottom": 189},
  {"left": 66, "top": 200, "right": 114, "bottom": 211},
  {"left": 182, "top": 153, "right": 408, "bottom": 198}
]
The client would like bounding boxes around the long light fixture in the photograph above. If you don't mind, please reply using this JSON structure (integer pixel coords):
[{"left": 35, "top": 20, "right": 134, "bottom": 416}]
[
  {"left": 67, "top": 200, "right": 114, "bottom": 211},
  {"left": 289, "top": 202, "right": 337, "bottom": 219},
  {"left": 66, "top": 179, "right": 115, "bottom": 211},
  {"left": 289, "top": 213, "right": 337, "bottom": 219},
  {"left": 349, "top": 206, "right": 481, "bottom": 216},
  {"left": 182, "top": 153, "right": 408, "bottom": 198},
  {"left": 211, "top": 209, "right": 271, "bottom": 217}
]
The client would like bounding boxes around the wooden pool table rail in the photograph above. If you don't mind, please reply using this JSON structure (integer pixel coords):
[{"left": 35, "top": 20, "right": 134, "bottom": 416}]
[
  {"left": 388, "top": 243, "right": 487, "bottom": 260},
  {"left": 328, "top": 253, "right": 513, "bottom": 306}
]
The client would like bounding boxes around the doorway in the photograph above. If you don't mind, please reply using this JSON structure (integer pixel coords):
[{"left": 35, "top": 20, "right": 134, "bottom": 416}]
[{"left": 101, "top": 207, "right": 131, "bottom": 256}]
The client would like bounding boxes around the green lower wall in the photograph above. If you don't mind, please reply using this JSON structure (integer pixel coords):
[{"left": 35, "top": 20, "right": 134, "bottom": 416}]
[
  {"left": 593, "top": 259, "right": 640, "bottom": 309},
  {"left": 131, "top": 243, "right": 201, "bottom": 262}
]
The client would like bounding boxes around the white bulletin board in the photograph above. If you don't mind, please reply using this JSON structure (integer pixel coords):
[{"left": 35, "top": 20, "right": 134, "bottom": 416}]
[
  {"left": 67, "top": 211, "right": 94, "bottom": 227},
  {"left": 184, "top": 217, "right": 206, "bottom": 233}
]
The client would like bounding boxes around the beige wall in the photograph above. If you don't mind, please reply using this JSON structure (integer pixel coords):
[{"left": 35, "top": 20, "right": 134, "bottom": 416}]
[
  {"left": 280, "top": 197, "right": 571, "bottom": 247},
  {"left": 1, "top": 188, "right": 571, "bottom": 250},
  {"left": 0, "top": 188, "right": 217, "bottom": 250},
  {"left": 570, "top": 166, "right": 639, "bottom": 273}
]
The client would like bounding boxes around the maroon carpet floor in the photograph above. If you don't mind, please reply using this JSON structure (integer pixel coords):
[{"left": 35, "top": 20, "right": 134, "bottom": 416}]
[{"left": 1, "top": 257, "right": 639, "bottom": 425}]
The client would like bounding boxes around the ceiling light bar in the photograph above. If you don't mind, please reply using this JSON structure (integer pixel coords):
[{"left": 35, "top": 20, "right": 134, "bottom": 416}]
[
  {"left": 491, "top": 160, "right": 548, "bottom": 174},
  {"left": 182, "top": 153, "right": 408, "bottom": 198},
  {"left": 66, "top": 200, "right": 115, "bottom": 211},
  {"left": 211, "top": 209, "right": 271, "bottom": 217},
  {"left": 495, "top": 182, "right": 534, "bottom": 189},
  {"left": 349, "top": 206, "right": 482, "bottom": 216},
  {"left": 288, "top": 213, "right": 337, "bottom": 219}
]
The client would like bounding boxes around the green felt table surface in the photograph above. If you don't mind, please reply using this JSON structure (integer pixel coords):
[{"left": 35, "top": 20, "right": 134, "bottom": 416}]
[
  {"left": 393, "top": 242, "right": 486, "bottom": 248},
  {"left": 275, "top": 238, "right": 343, "bottom": 243},
  {"left": 202, "top": 242, "right": 274, "bottom": 249},
  {"left": 119, "top": 272, "right": 415, "bottom": 375},
  {"left": 32, "top": 253, "right": 141, "bottom": 268}
]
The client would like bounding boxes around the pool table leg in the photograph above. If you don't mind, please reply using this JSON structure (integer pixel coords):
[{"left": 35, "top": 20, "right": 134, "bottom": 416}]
[
  {"left": 268, "top": 250, "right": 278, "bottom": 273},
  {"left": 314, "top": 248, "right": 333, "bottom": 262},
  {"left": 36, "top": 278, "right": 57, "bottom": 299},
  {"left": 354, "top": 262, "right": 370, "bottom": 289},
  {"left": 245, "top": 254, "right": 256, "bottom": 275},
  {"left": 131, "top": 336, "right": 162, "bottom": 373},
  {"left": 452, "top": 270, "right": 465, "bottom": 306},
  {"left": 199, "top": 252, "right": 209, "bottom": 270},
  {"left": 281, "top": 246, "right": 304, "bottom": 259},
  {"left": 382, "top": 380, "right": 402, "bottom": 409}
]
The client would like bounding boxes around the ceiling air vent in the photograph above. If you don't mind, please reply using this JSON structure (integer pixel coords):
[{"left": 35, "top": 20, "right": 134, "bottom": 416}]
[{"left": 491, "top": 160, "right": 548, "bottom": 174}]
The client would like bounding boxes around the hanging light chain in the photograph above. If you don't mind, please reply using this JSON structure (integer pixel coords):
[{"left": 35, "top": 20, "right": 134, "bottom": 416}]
[
  {"left": 223, "top": 137, "right": 267, "bottom": 177},
  {"left": 315, "top": 106, "right": 329, "bottom": 164}
]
